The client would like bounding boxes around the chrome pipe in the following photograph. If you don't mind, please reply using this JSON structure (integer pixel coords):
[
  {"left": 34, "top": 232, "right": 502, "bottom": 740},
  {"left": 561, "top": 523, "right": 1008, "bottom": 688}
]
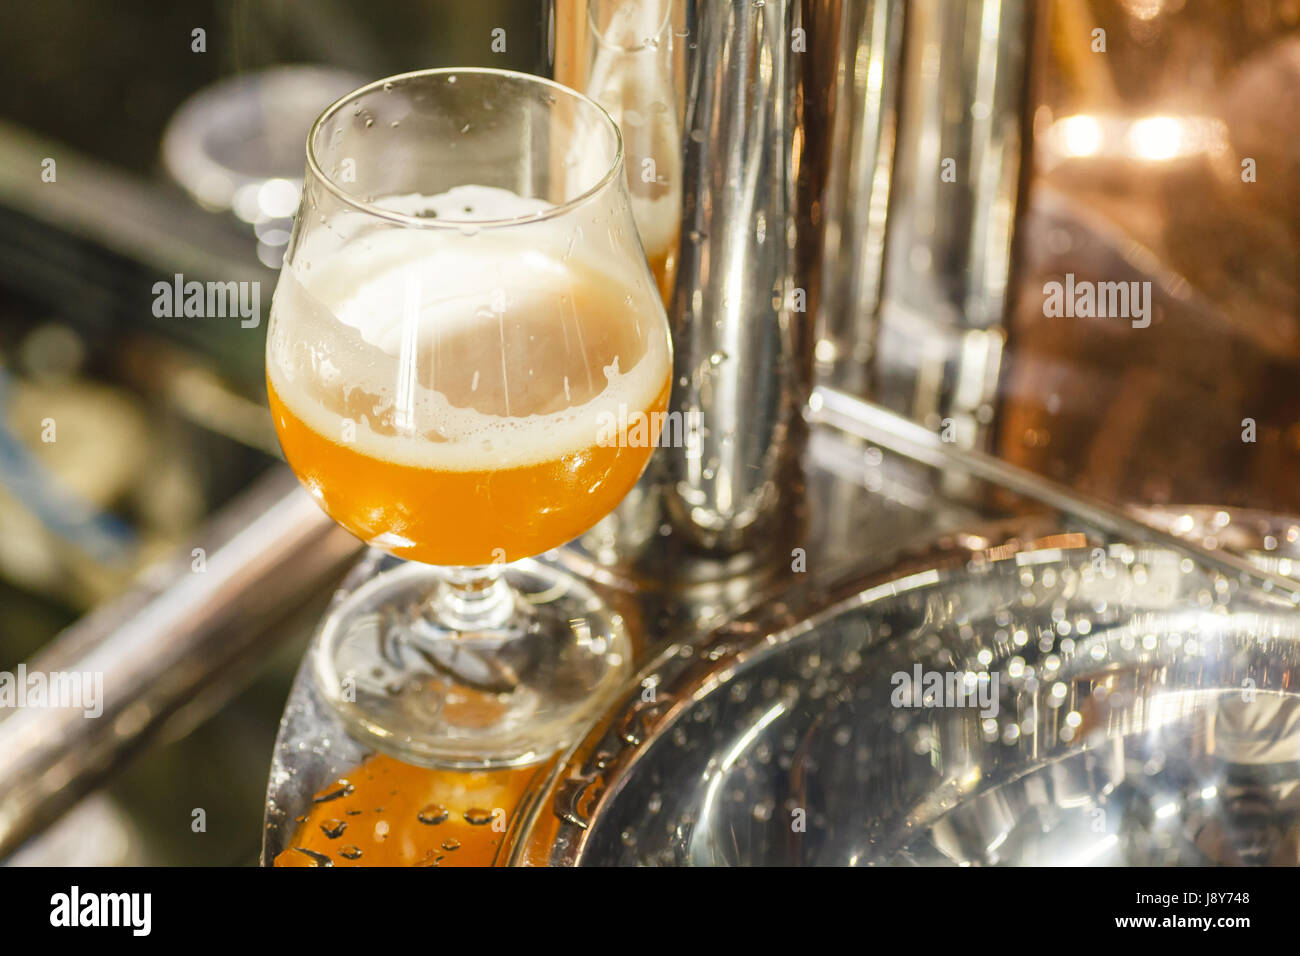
[
  {"left": 0, "top": 468, "right": 360, "bottom": 859},
  {"left": 813, "top": 0, "right": 905, "bottom": 397},
  {"left": 660, "top": 0, "right": 826, "bottom": 554},
  {"left": 556, "top": 0, "right": 840, "bottom": 558},
  {"left": 873, "top": 0, "right": 1035, "bottom": 447}
]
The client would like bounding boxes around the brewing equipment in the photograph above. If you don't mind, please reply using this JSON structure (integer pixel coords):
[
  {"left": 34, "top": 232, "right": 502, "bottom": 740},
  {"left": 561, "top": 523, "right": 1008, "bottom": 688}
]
[
  {"left": 1, "top": 0, "right": 1297, "bottom": 869},
  {"left": 262, "top": 1, "right": 1300, "bottom": 867}
]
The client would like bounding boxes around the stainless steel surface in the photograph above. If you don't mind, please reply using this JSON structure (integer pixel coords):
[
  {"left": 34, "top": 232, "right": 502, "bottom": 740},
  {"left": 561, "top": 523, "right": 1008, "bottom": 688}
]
[
  {"left": 257, "top": 3, "right": 1300, "bottom": 868},
  {"left": 509, "top": 510, "right": 1300, "bottom": 866},
  {"left": 811, "top": 385, "right": 1300, "bottom": 606},
  {"left": 872, "top": 0, "right": 1034, "bottom": 447},
  {"left": 813, "top": 0, "right": 903, "bottom": 397},
  {"left": 499, "top": 383, "right": 1300, "bottom": 867},
  {"left": 555, "top": 0, "right": 834, "bottom": 559},
  {"left": 260, "top": 393, "right": 991, "bottom": 863},
  {"left": 557, "top": 0, "right": 1036, "bottom": 562},
  {"left": 264, "top": 383, "right": 1300, "bottom": 865},
  {"left": 0, "top": 467, "right": 358, "bottom": 859},
  {"left": 658, "top": 0, "right": 825, "bottom": 554}
]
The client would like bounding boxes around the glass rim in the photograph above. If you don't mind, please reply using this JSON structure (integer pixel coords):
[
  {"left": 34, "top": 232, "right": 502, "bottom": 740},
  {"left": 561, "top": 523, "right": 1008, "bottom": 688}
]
[{"left": 305, "top": 67, "right": 626, "bottom": 231}]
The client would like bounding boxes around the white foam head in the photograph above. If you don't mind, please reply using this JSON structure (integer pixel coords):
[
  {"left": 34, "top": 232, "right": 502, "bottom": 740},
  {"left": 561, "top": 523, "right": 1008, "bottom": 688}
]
[{"left": 268, "top": 186, "right": 670, "bottom": 471}]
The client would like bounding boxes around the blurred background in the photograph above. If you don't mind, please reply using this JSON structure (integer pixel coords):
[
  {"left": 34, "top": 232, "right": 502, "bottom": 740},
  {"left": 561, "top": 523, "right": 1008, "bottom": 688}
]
[
  {"left": 0, "top": 0, "right": 552, "bottom": 866},
  {"left": 0, "top": 0, "right": 1298, "bottom": 864}
]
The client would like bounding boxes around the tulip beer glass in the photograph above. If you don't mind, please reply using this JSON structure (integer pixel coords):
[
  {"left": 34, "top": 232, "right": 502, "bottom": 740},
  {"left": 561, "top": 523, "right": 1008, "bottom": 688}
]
[{"left": 266, "top": 69, "right": 672, "bottom": 766}]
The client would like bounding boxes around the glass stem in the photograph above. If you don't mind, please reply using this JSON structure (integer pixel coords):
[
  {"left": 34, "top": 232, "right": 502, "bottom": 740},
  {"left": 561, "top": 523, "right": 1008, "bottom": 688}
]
[{"left": 426, "top": 565, "right": 517, "bottom": 633}]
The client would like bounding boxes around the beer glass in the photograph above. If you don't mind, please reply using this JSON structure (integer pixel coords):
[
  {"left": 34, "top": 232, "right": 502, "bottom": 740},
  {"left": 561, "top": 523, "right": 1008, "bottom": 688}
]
[{"left": 266, "top": 69, "right": 672, "bottom": 767}]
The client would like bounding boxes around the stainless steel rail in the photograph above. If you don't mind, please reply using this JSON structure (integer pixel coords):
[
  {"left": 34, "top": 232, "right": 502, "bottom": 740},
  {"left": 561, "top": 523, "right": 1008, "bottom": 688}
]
[
  {"left": 0, "top": 467, "right": 360, "bottom": 859},
  {"left": 811, "top": 385, "right": 1300, "bottom": 606}
]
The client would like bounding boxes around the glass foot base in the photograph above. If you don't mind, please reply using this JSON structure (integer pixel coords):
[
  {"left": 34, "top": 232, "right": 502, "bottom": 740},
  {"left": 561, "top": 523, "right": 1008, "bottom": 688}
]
[{"left": 312, "top": 558, "right": 632, "bottom": 769}]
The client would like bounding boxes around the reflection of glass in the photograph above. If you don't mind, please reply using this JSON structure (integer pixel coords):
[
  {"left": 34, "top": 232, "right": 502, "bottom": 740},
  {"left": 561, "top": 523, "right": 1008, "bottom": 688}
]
[
  {"left": 560, "top": 0, "right": 681, "bottom": 304},
  {"left": 161, "top": 66, "right": 368, "bottom": 268},
  {"left": 266, "top": 68, "right": 672, "bottom": 767}
]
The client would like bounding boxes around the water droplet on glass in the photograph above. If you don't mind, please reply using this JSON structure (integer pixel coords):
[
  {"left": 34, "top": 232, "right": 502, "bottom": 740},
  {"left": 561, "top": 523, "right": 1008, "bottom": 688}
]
[
  {"left": 320, "top": 818, "right": 347, "bottom": 839},
  {"left": 418, "top": 804, "right": 449, "bottom": 825},
  {"left": 314, "top": 781, "right": 354, "bottom": 804}
]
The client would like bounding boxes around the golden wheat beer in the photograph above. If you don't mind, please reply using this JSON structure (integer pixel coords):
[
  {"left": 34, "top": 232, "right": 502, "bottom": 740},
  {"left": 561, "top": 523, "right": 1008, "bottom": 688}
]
[
  {"left": 267, "top": 186, "right": 672, "bottom": 567},
  {"left": 272, "top": 68, "right": 674, "bottom": 768}
]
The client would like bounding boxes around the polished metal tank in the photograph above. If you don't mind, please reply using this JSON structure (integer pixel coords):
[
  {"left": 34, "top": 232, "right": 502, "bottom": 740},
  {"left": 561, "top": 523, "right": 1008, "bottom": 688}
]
[{"left": 507, "top": 512, "right": 1300, "bottom": 865}]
